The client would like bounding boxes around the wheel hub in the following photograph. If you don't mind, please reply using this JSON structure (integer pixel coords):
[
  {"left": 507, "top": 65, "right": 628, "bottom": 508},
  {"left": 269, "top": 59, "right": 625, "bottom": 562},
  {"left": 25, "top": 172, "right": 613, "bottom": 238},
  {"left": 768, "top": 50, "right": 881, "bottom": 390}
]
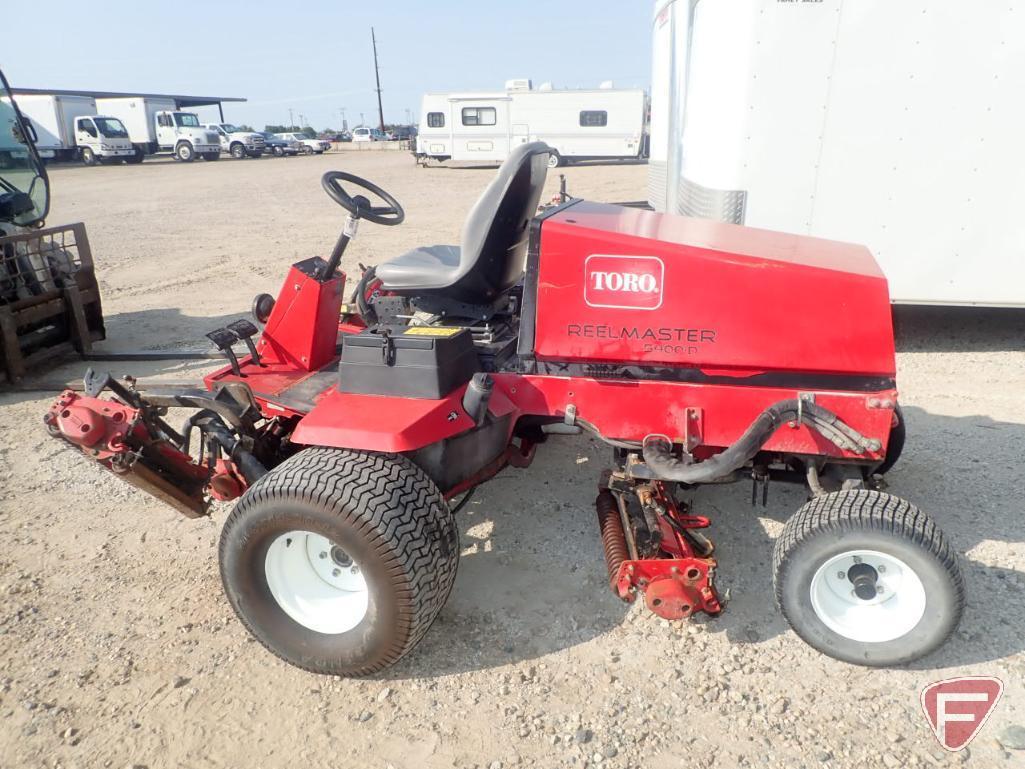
[
  {"left": 264, "top": 530, "right": 369, "bottom": 634},
  {"left": 809, "top": 549, "right": 926, "bottom": 643}
]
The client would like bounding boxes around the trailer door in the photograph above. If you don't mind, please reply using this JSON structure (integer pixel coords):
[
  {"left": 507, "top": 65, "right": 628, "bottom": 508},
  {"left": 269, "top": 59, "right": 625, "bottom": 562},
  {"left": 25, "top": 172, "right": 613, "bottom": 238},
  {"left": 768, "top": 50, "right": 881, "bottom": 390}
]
[
  {"left": 450, "top": 98, "right": 510, "bottom": 162},
  {"left": 511, "top": 123, "right": 529, "bottom": 147}
]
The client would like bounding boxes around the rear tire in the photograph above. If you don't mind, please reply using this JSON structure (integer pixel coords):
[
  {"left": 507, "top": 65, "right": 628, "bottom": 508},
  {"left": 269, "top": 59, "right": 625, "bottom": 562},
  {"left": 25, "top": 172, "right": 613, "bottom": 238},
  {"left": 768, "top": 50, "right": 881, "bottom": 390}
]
[
  {"left": 875, "top": 403, "right": 905, "bottom": 475},
  {"left": 272, "top": 146, "right": 284, "bottom": 156},
  {"left": 175, "top": 142, "right": 194, "bottom": 162},
  {"left": 125, "top": 150, "right": 144, "bottom": 164},
  {"left": 773, "top": 490, "right": 964, "bottom": 666},
  {"left": 219, "top": 448, "right": 459, "bottom": 676},
  {"left": 203, "top": 153, "right": 220, "bottom": 161}
]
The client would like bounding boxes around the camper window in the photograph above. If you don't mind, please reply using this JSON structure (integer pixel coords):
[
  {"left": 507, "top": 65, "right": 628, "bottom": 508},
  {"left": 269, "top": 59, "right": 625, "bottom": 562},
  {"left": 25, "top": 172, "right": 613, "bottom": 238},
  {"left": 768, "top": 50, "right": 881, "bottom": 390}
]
[
  {"left": 461, "top": 107, "right": 496, "bottom": 127},
  {"left": 580, "top": 110, "right": 608, "bottom": 127},
  {"left": 427, "top": 112, "right": 445, "bottom": 128}
]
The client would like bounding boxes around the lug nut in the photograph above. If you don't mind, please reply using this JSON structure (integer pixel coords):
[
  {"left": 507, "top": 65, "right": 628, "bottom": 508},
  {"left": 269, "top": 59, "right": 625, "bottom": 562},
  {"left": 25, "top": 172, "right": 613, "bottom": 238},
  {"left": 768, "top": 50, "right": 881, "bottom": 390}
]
[
  {"left": 877, "top": 564, "right": 886, "bottom": 573},
  {"left": 876, "top": 585, "right": 884, "bottom": 594},
  {"left": 332, "top": 568, "right": 341, "bottom": 577},
  {"left": 837, "top": 571, "right": 847, "bottom": 580},
  {"left": 319, "top": 552, "right": 328, "bottom": 559},
  {"left": 350, "top": 566, "right": 359, "bottom": 575}
]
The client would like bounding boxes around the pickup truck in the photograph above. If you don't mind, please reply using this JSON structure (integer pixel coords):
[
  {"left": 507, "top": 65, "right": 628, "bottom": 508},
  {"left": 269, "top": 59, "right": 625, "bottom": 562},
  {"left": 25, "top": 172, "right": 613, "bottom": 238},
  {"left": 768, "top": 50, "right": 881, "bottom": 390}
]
[{"left": 203, "top": 123, "right": 265, "bottom": 158}]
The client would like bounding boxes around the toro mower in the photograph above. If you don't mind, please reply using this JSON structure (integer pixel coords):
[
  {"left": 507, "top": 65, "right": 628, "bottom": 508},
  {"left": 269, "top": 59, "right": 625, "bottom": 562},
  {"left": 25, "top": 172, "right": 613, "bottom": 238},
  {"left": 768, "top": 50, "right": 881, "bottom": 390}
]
[{"left": 46, "top": 143, "right": 964, "bottom": 675}]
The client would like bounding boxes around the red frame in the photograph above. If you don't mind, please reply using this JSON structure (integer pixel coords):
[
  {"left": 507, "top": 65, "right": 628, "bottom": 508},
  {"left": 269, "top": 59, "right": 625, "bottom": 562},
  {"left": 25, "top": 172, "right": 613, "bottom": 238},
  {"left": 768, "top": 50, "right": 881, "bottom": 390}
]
[{"left": 205, "top": 201, "right": 898, "bottom": 465}]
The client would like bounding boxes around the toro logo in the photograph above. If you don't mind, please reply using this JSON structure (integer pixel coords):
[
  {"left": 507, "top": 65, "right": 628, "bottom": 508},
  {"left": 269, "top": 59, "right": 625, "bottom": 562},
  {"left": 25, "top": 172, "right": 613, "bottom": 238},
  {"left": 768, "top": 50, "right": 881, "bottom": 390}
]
[
  {"left": 584, "top": 255, "right": 664, "bottom": 311},
  {"left": 920, "top": 676, "right": 1003, "bottom": 752}
]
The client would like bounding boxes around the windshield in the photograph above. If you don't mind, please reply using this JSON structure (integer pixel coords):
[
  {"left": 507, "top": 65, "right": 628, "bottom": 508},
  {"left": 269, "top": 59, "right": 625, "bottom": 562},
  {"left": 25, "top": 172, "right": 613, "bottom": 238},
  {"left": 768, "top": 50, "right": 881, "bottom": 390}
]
[
  {"left": 221, "top": 124, "right": 241, "bottom": 133},
  {"left": 95, "top": 117, "right": 129, "bottom": 139},
  {"left": 0, "top": 74, "right": 49, "bottom": 227},
  {"left": 174, "top": 113, "right": 201, "bottom": 127}
]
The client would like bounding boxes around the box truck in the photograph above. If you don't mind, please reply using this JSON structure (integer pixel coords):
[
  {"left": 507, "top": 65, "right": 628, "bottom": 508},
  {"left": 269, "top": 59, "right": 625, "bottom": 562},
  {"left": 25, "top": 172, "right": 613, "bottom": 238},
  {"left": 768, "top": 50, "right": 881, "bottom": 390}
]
[
  {"left": 647, "top": 0, "right": 1025, "bottom": 306},
  {"left": 0, "top": 94, "right": 135, "bottom": 164},
  {"left": 416, "top": 80, "right": 646, "bottom": 168},
  {"left": 96, "top": 97, "right": 221, "bottom": 162}
]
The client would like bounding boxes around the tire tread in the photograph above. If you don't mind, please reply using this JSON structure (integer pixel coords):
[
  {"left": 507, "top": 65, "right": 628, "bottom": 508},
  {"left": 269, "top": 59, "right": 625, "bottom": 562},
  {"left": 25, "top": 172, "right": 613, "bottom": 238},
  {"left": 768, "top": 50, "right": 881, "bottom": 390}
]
[{"left": 219, "top": 447, "right": 458, "bottom": 676}]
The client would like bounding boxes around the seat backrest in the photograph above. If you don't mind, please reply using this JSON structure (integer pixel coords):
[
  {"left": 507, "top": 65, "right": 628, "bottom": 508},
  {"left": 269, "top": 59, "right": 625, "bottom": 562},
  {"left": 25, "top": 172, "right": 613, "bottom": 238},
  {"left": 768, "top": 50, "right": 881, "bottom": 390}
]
[{"left": 449, "top": 141, "right": 551, "bottom": 304}]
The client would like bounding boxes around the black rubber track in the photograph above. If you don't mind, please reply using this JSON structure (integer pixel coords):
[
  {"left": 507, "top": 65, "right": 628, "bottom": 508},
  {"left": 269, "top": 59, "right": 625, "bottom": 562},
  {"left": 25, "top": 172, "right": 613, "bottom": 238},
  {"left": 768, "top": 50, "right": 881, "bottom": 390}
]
[
  {"left": 219, "top": 447, "right": 459, "bottom": 676},
  {"left": 773, "top": 489, "right": 965, "bottom": 665}
]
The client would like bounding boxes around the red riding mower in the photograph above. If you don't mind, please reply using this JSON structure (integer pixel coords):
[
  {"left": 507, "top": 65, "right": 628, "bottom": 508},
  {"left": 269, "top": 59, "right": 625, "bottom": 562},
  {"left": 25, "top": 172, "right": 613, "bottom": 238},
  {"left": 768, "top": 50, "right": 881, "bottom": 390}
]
[{"left": 46, "top": 143, "right": 964, "bottom": 675}]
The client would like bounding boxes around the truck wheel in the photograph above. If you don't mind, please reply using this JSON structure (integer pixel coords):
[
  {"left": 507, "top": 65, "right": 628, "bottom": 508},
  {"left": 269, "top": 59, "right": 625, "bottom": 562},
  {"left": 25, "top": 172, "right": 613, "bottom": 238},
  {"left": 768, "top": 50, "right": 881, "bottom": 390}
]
[
  {"left": 272, "top": 146, "right": 284, "bottom": 157},
  {"left": 773, "top": 490, "right": 964, "bottom": 666},
  {"left": 203, "top": 153, "right": 220, "bottom": 161},
  {"left": 125, "top": 151, "right": 144, "bottom": 164},
  {"left": 81, "top": 147, "right": 97, "bottom": 166},
  {"left": 230, "top": 143, "right": 247, "bottom": 159},
  {"left": 547, "top": 151, "right": 562, "bottom": 169},
  {"left": 219, "top": 448, "right": 459, "bottom": 676},
  {"left": 875, "top": 404, "right": 905, "bottom": 475},
  {"left": 175, "top": 142, "right": 194, "bottom": 162}
]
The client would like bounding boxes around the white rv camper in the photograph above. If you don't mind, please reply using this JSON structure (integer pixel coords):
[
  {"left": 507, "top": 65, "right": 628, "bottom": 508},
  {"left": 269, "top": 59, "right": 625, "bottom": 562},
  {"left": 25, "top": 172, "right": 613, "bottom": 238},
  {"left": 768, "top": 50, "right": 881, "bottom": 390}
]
[
  {"left": 648, "top": 0, "right": 1025, "bottom": 307},
  {"left": 416, "top": 80, "right": 646, "bottom": 168}
]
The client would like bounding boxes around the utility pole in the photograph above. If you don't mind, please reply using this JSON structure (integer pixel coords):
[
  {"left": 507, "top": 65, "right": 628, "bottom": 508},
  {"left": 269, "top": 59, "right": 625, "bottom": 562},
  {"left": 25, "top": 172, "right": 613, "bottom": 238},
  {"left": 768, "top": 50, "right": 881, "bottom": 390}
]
[
  {"left": 288, "top": 108, "right": 294, "bottom": 131},
  {"left": 372, "top": 27, "right": 385, "bottom": 131},
  {"left": 339, "top": 107, "right": 347, "bottom": 131}
]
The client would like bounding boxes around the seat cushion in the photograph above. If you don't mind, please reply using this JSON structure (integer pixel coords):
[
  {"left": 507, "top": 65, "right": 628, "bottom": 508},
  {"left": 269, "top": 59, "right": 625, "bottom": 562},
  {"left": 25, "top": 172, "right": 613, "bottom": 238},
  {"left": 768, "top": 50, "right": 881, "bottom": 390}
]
[{"left": 375, "top": 245, "right": 461, "bottom": 291}]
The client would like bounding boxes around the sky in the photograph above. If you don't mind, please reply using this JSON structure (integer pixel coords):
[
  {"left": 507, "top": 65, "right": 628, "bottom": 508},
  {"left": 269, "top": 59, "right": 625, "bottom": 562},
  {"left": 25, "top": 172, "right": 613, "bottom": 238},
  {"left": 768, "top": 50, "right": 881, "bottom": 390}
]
[{"left": 5, "top": 0, "right": 654, "bottom": 130}]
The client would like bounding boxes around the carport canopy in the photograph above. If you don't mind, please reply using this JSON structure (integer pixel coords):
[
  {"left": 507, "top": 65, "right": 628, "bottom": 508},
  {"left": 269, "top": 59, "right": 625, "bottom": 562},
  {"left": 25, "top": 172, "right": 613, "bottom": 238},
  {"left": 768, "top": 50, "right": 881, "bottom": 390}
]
[{"left": 9, "top": 88, "right": 246, "bottom": 121}]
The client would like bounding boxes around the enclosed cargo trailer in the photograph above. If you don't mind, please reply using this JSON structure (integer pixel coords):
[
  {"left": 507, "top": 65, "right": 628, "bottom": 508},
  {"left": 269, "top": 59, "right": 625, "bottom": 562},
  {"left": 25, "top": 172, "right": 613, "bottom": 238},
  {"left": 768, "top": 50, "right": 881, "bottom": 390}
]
[{"left": 648, "top": 0, "right": 1025, "bottom": 306}]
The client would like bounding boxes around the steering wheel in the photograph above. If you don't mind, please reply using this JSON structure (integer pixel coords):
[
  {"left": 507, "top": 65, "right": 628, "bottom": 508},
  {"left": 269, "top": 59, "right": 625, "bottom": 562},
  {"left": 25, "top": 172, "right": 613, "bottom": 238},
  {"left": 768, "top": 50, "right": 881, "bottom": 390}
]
[{"left": 321, "top": 171, "right": 405, "bottom": 226}]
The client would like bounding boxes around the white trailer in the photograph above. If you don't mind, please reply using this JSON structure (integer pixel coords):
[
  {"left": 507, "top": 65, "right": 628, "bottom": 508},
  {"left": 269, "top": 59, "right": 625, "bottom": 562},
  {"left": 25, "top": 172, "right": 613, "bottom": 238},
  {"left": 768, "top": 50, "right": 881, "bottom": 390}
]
[
  {"left": 96, "top": 97, "right": 221, "bottom": 162},
  {"left": 3, "top": 94, "right": 96, "bottom": 161},
  {"left": 416, "top": 81, "right": 646, "bottom": 168},
  {"left": 647, "top": 0, "right": 1025, "bottom": 307}
]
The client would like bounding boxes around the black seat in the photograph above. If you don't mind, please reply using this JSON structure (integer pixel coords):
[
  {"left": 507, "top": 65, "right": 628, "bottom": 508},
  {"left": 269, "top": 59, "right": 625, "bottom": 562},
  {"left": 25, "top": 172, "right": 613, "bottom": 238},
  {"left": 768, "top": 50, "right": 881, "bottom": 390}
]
[{"left": 375, "top": 142, "right": 552, "bottom": 306}]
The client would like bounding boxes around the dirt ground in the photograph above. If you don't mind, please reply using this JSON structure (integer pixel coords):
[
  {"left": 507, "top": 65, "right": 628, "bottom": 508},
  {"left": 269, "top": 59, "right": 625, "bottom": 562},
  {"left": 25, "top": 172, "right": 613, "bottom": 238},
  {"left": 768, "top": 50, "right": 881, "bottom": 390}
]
[{"left": 1, "top": 150, "right": 1024, "bottom": 769}]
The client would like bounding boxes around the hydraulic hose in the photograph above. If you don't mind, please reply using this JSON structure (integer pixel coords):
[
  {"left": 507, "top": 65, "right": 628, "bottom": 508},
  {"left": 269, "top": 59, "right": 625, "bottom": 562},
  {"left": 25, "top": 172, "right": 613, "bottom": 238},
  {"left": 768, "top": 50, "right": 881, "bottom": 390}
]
[{"left": 641, "top": 399, "right": 880, "bottom": 484}]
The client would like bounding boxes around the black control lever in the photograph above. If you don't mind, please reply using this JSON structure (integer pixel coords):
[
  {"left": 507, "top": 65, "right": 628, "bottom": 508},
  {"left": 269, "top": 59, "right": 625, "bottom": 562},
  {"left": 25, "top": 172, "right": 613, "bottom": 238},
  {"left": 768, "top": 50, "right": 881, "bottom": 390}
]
[
  {"left": 206, "top": 328, "right": 242, "bottom": 377},
  {"left": 226, "top": 319, "right": 263, "bottom": 367}
]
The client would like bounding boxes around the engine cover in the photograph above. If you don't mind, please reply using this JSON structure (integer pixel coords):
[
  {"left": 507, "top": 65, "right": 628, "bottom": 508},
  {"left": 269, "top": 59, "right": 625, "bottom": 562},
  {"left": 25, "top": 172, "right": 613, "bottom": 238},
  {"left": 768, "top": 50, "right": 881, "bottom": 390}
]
[{"left": 529, "top": 201, "right": 895, "bottom": 379}]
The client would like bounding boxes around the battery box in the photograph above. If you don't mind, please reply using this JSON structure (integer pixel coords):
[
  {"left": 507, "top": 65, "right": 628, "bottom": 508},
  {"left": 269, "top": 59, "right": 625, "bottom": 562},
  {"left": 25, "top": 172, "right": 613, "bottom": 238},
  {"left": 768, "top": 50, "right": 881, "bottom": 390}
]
[{"left": 338, "top": 325, "right": 480, "bottom": 399}]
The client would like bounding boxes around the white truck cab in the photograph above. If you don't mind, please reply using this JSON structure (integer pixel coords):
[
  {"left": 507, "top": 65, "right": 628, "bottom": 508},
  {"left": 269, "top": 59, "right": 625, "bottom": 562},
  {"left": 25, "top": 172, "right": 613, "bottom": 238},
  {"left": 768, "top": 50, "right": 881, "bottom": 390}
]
[
  {"left": 203, "top": 123, "right": 265, "bottom": 159},
  {"left": 154, "top": 111, "right": 221, "bottom": 161},
  {"left": 74, "top": 116, "right": 137, "bottom": 165}
]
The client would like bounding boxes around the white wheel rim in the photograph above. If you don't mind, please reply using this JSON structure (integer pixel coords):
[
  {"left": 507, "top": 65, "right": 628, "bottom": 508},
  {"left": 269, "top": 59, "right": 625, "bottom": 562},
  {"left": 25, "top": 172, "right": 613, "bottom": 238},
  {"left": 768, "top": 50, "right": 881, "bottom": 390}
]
[
  {"left": 264, "top": 530, "right": 369, "bottom": 634},
  {"left": 809, "top": 549, "right": 926, "bottom": 643}
]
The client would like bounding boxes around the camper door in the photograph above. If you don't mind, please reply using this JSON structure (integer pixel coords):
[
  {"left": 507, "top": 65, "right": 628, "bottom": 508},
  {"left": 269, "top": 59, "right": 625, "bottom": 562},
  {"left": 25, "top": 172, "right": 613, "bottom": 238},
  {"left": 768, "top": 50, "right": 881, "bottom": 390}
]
[{"left": 450, "top": 98, "right": 510, "bottom": 162}]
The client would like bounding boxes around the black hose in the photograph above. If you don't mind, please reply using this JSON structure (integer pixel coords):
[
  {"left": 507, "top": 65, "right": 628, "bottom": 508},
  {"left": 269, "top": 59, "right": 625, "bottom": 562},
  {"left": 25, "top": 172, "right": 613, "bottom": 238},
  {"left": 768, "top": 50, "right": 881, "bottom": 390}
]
[{"left": 641, "top": 399, "right": 879, "bottom": 484}]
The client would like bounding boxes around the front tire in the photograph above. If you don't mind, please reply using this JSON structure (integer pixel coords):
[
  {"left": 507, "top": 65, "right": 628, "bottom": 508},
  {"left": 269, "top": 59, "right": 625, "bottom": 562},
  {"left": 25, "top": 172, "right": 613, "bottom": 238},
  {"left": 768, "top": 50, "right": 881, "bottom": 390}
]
[
  {"left": 547, "top": 151, "right": 562, "bottom": 169},
  {"left": 81, "top": 147, "right": 97, "bottom": 166},
  {"left": 175, "top": 142, "right": 194, "bottom": 162},
  {"left": 230, "top": 143, "right": 247, "bottom": 159},
  {"left": 272, "top": 146, "right": 284, "bottom": 157},
  {"left": 773, "top": 490, "right": 964, "bottom": 666},
  {"left": 219, "top": 448, "right": 459, "bottom": 676}
]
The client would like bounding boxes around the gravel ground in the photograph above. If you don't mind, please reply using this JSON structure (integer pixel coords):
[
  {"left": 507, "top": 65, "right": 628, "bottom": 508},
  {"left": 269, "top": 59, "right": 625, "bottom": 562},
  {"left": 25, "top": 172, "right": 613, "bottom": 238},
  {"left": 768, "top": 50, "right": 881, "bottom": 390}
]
[{"left": 1, "top": 150, "right": 1023, "bottom": 769}]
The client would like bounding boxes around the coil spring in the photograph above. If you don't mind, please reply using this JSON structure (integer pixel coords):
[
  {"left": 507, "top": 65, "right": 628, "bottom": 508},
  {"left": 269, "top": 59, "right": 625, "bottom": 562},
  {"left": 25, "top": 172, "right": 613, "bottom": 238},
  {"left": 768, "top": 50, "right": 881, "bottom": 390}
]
[{"left": 596, "top": 490, "right": 629, "bottom": 594}]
